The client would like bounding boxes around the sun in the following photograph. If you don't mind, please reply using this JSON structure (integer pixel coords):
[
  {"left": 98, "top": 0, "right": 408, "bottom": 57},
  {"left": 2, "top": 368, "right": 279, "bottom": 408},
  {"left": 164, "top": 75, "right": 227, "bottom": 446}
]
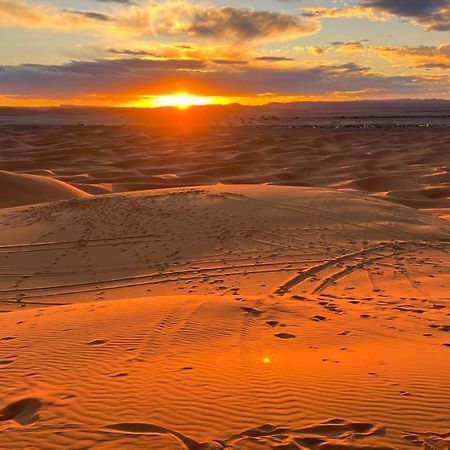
[
  {"left": 153, "top": 92, "right": 210, "bottom": 109},
  {"left": 129, "top": 93, "right": 233, "bottom": 109}
]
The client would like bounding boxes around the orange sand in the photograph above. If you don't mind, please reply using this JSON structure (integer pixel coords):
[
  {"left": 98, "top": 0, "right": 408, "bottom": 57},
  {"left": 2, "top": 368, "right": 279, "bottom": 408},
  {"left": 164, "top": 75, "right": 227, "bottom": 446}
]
[{"left": 0, "top": 126, "right": 448, "bottom": 450}]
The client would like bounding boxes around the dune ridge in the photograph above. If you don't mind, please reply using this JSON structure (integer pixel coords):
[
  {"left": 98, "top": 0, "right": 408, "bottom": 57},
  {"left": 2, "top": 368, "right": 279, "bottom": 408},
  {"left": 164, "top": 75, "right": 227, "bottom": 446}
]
[{"left": 0, "top": 170, "right": 89, "bottom": 209}]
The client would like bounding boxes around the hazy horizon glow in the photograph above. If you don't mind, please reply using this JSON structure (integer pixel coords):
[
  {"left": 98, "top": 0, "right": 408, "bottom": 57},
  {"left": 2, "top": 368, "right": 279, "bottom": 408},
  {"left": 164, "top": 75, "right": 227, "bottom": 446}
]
[{"left": 0, "top": 0, "right": 449, "bottom": 107}]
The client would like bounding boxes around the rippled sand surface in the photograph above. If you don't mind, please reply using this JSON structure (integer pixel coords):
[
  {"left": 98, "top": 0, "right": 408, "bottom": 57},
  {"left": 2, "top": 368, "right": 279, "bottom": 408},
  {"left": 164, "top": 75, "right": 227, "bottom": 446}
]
[{"left": 0, "top": 124, "right": 448, "bottom": 450}]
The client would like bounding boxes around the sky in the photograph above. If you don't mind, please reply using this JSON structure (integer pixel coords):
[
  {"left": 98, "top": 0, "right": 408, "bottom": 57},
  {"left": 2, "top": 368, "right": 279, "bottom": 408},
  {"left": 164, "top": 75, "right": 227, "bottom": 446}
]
[{"left": 0, "top": 0, "right": 449, "bottom": 106}]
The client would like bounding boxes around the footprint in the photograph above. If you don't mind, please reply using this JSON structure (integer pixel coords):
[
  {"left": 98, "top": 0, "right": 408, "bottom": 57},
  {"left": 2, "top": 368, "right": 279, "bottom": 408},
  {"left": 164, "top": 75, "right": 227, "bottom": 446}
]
[
  {"left": 429, "top": 324, "right": 450, "bottom": 333},
  {"left": 225, "top": 418, "right": 390, "bottom": 449},
  {"left": 0, "top": 360, "right": 14, "bottom": 366},
  {"left": 310, "top": 315, "right": 328, "bottom": 322},
  {"left": 266, "top": 320, "right": 279, "bottom": 328},
  {"left": 275, "top": 333, "right": 296, "bottom": 339},
  {"left": 87, "top": 339, "right": 106, "bottom": 346},
  {"left": 338, "top": 330, "right": 352, "bottom": 336},
  {"left": 292, "top": 295, "right": 311, "bottom": 301},
  {"left": 241, "top": 307, "right": 262, "bottom": 317},
  {"left": 0, "top": 398, "right": 42, "bottom": 425}
]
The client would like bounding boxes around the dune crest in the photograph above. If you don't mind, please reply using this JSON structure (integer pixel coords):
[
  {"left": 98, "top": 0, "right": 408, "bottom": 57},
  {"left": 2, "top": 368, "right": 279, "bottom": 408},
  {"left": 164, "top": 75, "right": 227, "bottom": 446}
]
[{"left": 0, "top": 170, "right": 89, "bottom": 209}]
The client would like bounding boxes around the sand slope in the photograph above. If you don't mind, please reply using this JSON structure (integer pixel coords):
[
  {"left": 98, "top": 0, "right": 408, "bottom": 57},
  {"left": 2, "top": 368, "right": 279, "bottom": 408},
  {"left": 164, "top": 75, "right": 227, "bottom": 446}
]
[
  {"left": 0, "top": 185, "right": 448, "bottom": 449},
  {"left": 0, "top": 170, "right": 89, "bottom": 209},
  {"left": 0, "top": 184, "right": 448, "bottom": 309}
]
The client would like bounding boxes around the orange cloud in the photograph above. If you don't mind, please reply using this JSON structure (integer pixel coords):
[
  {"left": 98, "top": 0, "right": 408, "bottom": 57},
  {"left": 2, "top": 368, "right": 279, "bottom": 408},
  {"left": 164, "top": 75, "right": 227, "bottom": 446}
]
[
  {"left": 0, "top": 0, "right": 109, "bottom": 29},
  {"left": 303, "top": 3, "right": 450, "bottom": 31},
  {"left": 375, "top": 45, "right": 450, "bottom": 68},
  {"left": 303, "top": 6, "right": 389, "bottom": 22},
  {"left": 332, "top": 41, "right": 450, "bottom": 70},
  {"left": 0, "top": 0, "right": 320, "bottom": 42}
]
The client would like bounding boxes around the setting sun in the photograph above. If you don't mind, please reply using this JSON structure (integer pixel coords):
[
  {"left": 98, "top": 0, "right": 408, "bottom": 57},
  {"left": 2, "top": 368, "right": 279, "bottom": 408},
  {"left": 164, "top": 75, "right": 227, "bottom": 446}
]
[{"left": 153, "top": 93, "right": 211, "bottom": 109}]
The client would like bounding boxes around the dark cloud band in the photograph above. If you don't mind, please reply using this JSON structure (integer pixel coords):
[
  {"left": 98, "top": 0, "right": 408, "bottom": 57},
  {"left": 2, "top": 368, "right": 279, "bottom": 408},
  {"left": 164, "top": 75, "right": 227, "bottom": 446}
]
[
  {"left": 0, "top": 58, "right": 445, "bottom": 100},
  {"left": 362, "top": 0, "right": 450, "bottom": 30}
]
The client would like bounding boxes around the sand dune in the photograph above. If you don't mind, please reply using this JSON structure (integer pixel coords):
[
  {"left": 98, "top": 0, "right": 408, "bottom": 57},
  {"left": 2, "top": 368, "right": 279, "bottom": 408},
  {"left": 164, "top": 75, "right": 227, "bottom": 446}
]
[
  {"left": 0, "top": 184, "right": 447, "bottom": 308},
  {"left": 0, "top": 122, "right": 448, "bottom": 450},
  {"left": 0, "top": 170, "right": 89, "bottom": 208},
  {"left": 0, "top": 185, "right": 448, "bottom": 449},
  {"left": 0, "top": 126, "right": 448, "bottom": 216}
]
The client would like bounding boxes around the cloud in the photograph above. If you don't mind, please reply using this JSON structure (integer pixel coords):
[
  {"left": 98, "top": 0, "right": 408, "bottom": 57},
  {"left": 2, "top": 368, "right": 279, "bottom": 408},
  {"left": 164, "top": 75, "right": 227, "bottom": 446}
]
[
  {"left": 332, "top": 42, "right": 450, "bottom": 70},
  {"left": 0, "top": 0, "right": 58, "bottom": 27},
  {"left": 0, "top": 57, "right": 447, "bottom": 101},
  {"left": 65, "top": 10, "right": 111, "bottom": 22},
  {"left": 302, "top": 6, "right": 387, "bottom": 21},
  {"left": 120, "top": 2, "right": 320, "bottom": 41},
  {"left": 307, "top": 46, "right": 326, "bottom": 55},
  {"left": 0, "top": 0, "right": 111, "bottom": 29},
  {"left": 362, "top": 0, "right": 450, "bottom": 30},
  {"left": 0, "top": 0, "right": 49, "bottom": 26},
  {"left": 361, "top": 0, "right": 447, "bottom": 17},
  {"left": 187, "top": 6, "right": 316, "bottom": 39},
  {"left": 254, "top": 56, "right": 294, "bottom": 62},
  {"left": 212, "top": 59, "right": 248, "bottom": 65},
  {"left": 303, "top": 1, "right": 450, "bottom": 31},
  {"left": 91, "top": 0, "right": 137, "bottom": 4},
  {"left": 417, "top": 63, "right": 450, "bottom": 70},
  {"left": 0, "top": 58, "right": 206, "bottom": 96},
  {"left": 332, "top": 41, "right": 367, "bottom": 52},
  {"left": 108, "top": 48, "right": 157, "bottom": 56},
  {"left": 110, "top": 41, "right": 255, "bottom": 66},
  {"left": 376, "top": 45, "right": 450, "bottom": 69},
  {"left": 0, "top": 0, "right": 320, "bottom": 42}
]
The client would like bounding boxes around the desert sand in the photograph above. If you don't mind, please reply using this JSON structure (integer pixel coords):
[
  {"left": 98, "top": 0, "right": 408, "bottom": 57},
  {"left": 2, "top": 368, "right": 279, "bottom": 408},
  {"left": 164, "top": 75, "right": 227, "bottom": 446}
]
[
  {"left": 0, "top": 124, "right": 449, "bottom": 450},
  {"left": 0, "top": 170, "right": 89, "bottom": 209},
  {"left": 0, "top": 125, "right": 448, "bottom": 215}
]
